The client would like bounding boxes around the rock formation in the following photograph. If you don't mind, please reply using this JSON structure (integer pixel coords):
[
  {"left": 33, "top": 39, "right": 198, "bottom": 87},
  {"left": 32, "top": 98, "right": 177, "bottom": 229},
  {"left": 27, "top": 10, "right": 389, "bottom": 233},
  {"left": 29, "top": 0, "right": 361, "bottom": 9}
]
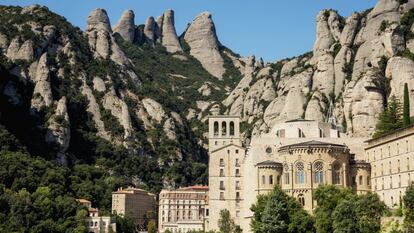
[
  {"left": 184, "top": 12, "right": 225, "bottom": 79},
  {"left": 158, "top": 9, "right": 182, "bottom": 53},
  {"left": 114, "top": 10, "right": 136, "bottom": 42}
]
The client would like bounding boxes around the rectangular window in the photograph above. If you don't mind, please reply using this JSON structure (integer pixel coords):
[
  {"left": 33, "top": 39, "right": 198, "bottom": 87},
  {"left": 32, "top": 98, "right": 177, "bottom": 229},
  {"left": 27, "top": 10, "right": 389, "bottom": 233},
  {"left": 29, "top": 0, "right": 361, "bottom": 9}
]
[
  {"left": 236, "top": 181, "right": 241, "bottom": 190},
  {"left": 236, "top": 192, "right": 240, "bottom": 200},
  {"left": 236, "top": 149, "right": 239, "bottom": 154},
  {"left": 220, "top": 169, "right": 224, "bottom": 177},
  {"left": 235, "top": 159, "right": 240, "bottom": 167},
  {"left": 236, "top": 211, "right": 240, "bottom": 217},
  {"left": 220, "top": 192, "right": 224, "bottom": 200},
  {"left": 220, "top": 181, "right": 225, "bottom": 190},
  {"left": 284, "top": 173, "right": 290, "bottom": 185},
  {"left": 220, "top": 158, "right": 224, "bottom": 167},
  {"left": 235, "top": 169, "right": 240, "bottom": 177}
]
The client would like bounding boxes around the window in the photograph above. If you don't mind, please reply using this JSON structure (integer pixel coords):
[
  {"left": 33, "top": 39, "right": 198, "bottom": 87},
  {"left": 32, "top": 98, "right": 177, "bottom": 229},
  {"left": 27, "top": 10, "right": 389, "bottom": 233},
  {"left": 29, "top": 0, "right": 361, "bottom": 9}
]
[
  {"left": 359, "top": 176, "right": 363, "bottom": 185},
  {"left": 220, "top": 159, "right": 224, "bottom": 167},
  {"left": 235, "top": 149, "right": 239, "bottom": 154},
  {"left": 314, "top": 162, "right": 324, "bottom": 184},
  {"left": 220, "top": 169, "right": 224, "bottom": 177},
  {"left": 235, "top": 159, "right": 240, "bottom": 167},
  {"left": 398, "top": 160, "right": 400, "bottom": 172},
  {"left": 277, "top": 175, "right": 281, "bottom": 185},
  {"left": 298, "top": 194, "right": 305, "bottom": 206},
  {"left": 220, "top": 181, "right": 225, "bottom": 190},
  {"left": 236, "top": 192, "right": 240, "bottom": 200},
  {"left": 298, "top": 129, "right": 305, "bottom": 138},
  {"left": 333, "top": 164, "right": 341, "bottom": 185},
  {"left": 266, "top": 147, "right": 272, "bottom": 154},
  {"left": 296, "top": 162, "right": 305, "bottom": 184},
  {"left": 230, "top": 121, "right": 235, "bottom": 136},
  {"left": 235, "top": 169, "right": 240, "bottom": 177},
  {"left": 399, "top": 175, "right": 401, "bottom": 187},
  {"left": 236, "top": 210, "right": 240, "bottom": 217},
  {"left": 367, "top": 176, "right": 370, "bottom": 186},
  {"left": 262, "top": 175, "right": 266, "bottom": 185},
  {"left": 269, "top": 175, "right": 274, "bottom": 185},
  {"left": 389, "top": 161, "right": 392, "bottom": 174},
  {"left": 214, "top": 121, "right": 219, "bottom": 136},
  {"left": 319, "top": 128, "right": 324, "bottom": 138},
  {"left": 381, "top": 164, "right": 384, "bottom": 175},
  {"left": 222, "top": 122, "right": 227, "bottom": 136},
  {"left": 284, "top": 164, "right": 290, "bottom": 185},
  {"left": 390, "top": 177, "right": 393, "bottom": 188},
  {"left": 382, "top": 178, "right": 384, "bottom": 190},
  {"left": 220, "top": 192, "right": 224, "bottom": 200},
  {"left": 408, "top": 158, "right": 411, "bottom": 170},
  {"left": 236, "top": 181, "right": 241, "bottom": 190},
  {"left": 374, "top": 165, "right": 376, "bottom": 177}
]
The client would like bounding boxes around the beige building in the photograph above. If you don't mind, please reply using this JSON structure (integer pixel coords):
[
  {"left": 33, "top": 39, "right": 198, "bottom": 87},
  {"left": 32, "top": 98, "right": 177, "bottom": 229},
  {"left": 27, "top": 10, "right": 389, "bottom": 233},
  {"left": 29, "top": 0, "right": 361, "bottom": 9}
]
[
  {"left": 78, "top": 199, "right": 116, "bottom": 233},
  {"left": 158, "top": 186, "right": 208, "bottom": 233},
  {"left": 365, "top": 125, "right": 414, "bottom": 208},
  {"left": 207, "top": 116, "right": 245, "bottom": 231},
  {"left": 206, "top": 116, "right": 371, "bottom": 233},
  {"left": 112, "top": 187, "right": 156, "bottom": 230}
]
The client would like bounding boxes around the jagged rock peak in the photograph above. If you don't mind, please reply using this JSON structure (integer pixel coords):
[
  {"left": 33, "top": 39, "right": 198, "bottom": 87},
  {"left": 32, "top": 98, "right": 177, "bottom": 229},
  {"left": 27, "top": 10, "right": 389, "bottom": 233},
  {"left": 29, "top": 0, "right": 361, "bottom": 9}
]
[
  {"left": 114, "top": 9, "right": 135, "bottom": 42},
  {"left": 184, "top": 11, "right": 225, "bottom": 79},
  {"left": 87, "top": 8, "right": 112, "bottom": 32},
  {"left": 144, "top": 16, "right": 156, "bottom": 46},
  {"left": 159, "top": 9, "right": 182, "bottom": 53}
]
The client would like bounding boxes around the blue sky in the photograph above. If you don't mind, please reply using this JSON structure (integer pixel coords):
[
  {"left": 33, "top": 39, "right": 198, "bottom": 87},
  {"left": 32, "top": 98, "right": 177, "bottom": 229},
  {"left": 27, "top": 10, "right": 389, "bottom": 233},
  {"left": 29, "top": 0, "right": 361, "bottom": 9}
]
[{"left": 2, "top": 0, "right": 377, "bottom": 62}]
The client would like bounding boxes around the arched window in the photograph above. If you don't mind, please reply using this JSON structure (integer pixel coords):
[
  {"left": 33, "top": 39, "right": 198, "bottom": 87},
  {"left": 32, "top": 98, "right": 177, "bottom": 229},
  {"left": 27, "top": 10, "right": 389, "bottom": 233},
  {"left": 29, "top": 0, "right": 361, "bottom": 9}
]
[
  {"left": 269, "top": 175, "right": 274, "bottom": 185},
  {"left": 277, "top": 175, "right": 281, "bottom": 185},
  {"left": 332, "top": 164, "right": 341, "bottom": 185},
  {"left": 188, "top": 211, "right": 192, "bottom": 220},
  {"left": 298, "top": 194, "right": 305, "bottom": 206},
  {"left": 296, "top": 162, "right": 305, "bottom": 184},
  {"left": 284, "top": 164, "right": 290, "bottom": 185},
  {"left": 221, "top": 122, "right": 227, "bottom": 136},
  {"left": 319, "top": 128, "right": 324, "bottom": 138},
  {"left": 214, "top": 121, "right": 219, "bottom": 136},
  {"left": 229, "top": 121, "right": 235, "bottom": 136},
  {"left": 359, "top": 176, "right": 363, "bottom": 185},
  {"left": 314, "top": 162, "right": 324, "bottom": 184},
  {"left": 262, "top": 175, "right": 266, "bottom": 185}
]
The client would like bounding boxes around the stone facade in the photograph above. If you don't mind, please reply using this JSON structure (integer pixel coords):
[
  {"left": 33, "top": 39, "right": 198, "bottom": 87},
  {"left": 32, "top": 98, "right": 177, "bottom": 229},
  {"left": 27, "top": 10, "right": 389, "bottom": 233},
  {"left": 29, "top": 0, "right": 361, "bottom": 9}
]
[
  {"left": 365, "top": 125, "right": 414, "bottom": 208},
  {"left": 158, "top": 186, "right": 208, "bottom": 233},
  {"left": 207, "top": 116, "right": 245, "bottom": 231},
  {"left": 78, "top": 199, "right": 116, "bottom": 233},
  {"left": 206, "top": 117, "right": 370, "bottom": 233},
  {"left": 111, "top": 187, "right": 155, "bottom": 230}
]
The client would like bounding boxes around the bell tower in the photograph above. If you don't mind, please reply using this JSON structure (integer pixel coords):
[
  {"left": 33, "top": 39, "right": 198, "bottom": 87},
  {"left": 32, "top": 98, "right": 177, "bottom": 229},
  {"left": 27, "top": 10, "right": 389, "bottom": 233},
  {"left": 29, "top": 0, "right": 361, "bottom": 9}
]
[{"left": 208, "top": 116, "right": 241, "bottom": 152}]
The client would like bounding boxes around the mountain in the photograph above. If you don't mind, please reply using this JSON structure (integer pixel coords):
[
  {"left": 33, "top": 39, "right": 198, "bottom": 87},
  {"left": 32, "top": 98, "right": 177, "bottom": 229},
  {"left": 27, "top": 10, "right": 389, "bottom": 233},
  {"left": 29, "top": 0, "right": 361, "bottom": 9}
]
[{"left": 1, "top": 0, "right": 414, "bottom": 230}]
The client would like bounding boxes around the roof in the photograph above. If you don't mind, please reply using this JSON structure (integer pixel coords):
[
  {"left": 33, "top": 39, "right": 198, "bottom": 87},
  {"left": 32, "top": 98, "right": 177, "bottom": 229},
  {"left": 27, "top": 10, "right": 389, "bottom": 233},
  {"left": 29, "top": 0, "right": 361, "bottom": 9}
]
[
  {"left": 88, "top": 207, "right": 98, "bottom": 212},
  {"left": 256, "top": 160, "right": 282, "bottom": 167},
  {"left": 285, "top": 118, "right": 314, "bottom": 123},
  {"left": 208, "top": 115, "right": 240, "bottom": 119},
  {"left": 112, "top": 187, "right": 155, "bottom": 195},
  {"left": 210, "top": 143, "right": 245, "bottom": 154},
  {"left": 177, "top": 185, "right": 209, "bottom": 191},
  {"left": 278, "top": 140, "right": 347, "bottom": 151},
  {"left": 77, "top": 199, "right": 91, "bottom": 204},
  {"left": 365, "top": 124, "right": 414, "bottom": 144}
]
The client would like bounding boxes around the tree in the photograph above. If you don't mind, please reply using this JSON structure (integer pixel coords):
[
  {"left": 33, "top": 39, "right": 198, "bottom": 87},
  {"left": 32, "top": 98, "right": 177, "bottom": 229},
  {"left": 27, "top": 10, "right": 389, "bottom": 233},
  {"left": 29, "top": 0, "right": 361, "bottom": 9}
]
[
  {"left": 314, "top": 185, "right": 353, "bottom": 233},
  {"left": 148, "top": 220, "right": 156, "bottom": 233},
  {"left": 250, "top": 194, "right": 269, "bottom": 232},
  {"left": 250, "top": 186, "right": 314, "bottom": 233},
  {"left": 404, "top": 83, "right": 411, "bottom": 127},
  {"left": 332, "top": 199, "right": 358, "bottom": 233},
  {"left": 355, "top": 193, "right": 387, "bottom": 233},
  {"left": 373, "top": 95, "right": 403, "bottom": 138},
  {"left": 218, "top": 209, "right": 235, "bottom": 233},
  {"left": 404, "top": 184, "right": 414, "bottom": 231}
]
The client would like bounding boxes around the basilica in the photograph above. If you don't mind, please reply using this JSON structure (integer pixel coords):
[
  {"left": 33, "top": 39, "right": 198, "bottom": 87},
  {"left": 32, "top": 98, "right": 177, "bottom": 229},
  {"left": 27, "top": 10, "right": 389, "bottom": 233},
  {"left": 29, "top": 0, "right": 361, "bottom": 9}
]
[{"left": 205, "top": 115, "right": 414, "bottom": 233}]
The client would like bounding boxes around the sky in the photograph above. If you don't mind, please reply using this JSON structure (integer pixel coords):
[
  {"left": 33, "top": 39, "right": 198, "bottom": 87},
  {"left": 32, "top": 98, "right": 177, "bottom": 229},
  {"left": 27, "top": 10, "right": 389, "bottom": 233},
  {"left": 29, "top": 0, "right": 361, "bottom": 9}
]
[{"left": 1, "top": 0, "right": 378, "bottom": 62}]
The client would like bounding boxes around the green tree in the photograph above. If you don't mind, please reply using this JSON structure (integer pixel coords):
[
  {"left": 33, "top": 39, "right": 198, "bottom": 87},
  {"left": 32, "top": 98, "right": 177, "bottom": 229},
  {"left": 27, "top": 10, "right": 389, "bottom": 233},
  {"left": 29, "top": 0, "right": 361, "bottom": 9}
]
[
  {"left": 148, "top": 219, "right": 156, "bottom": 233},
  {"left": 250, "top": 194, "right": 269, "bottom": 232},
  {"left": 218, "top": 209, "right": 235, "bottom": 233},
  {"left": 404, "top": 83, "right": 411, "bottom": 127},
  {"left": 314, "top": 185, "right": 353, "bottom": 233},
  {"left": 113, "top": 214, "right": 135, "bottom": 233},
  {"left": 251, "top": 186, "right": 314, "bottom": 233},
  {"left": 374, "top": 95, "right": 403, "bottom": 138},
  {"left": 332, "top": 199, "right": 358, "bottom": 233},
  {"left": 404, "top": 184, "right": 414, "bottom": 231},
  {"left": 355, "top": 193, "right": 387, "bottom": 233}
]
